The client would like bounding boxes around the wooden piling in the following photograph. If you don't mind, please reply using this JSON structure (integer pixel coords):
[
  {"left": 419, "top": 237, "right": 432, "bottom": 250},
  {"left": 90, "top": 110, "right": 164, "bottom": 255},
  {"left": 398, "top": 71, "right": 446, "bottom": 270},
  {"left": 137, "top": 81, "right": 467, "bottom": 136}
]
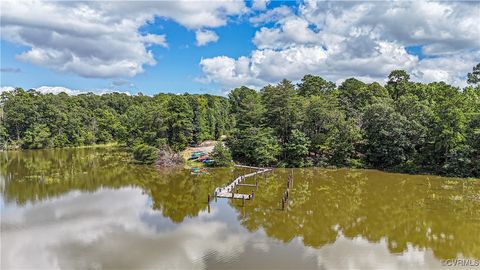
[
  {"left": 242, "top": 196, "right": 245, "bottom": 207},
  {"left": 208, "top": 193, "right": 211, "bottom": 203}
]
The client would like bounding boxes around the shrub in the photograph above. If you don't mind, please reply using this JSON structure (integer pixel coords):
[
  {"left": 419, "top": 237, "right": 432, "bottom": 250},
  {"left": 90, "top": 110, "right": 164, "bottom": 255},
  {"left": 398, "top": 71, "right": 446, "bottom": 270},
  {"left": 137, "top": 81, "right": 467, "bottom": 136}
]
[
  {"left": 132, "top": 144, "right": 158, "bottom": 164},
  {"left": 209, "top": 142, "right": 233, "bottom": 167}
]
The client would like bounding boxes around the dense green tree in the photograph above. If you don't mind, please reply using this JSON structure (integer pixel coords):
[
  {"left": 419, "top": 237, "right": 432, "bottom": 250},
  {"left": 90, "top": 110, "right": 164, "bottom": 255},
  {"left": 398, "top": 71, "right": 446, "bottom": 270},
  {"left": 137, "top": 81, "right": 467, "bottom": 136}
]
[
  {"left": 284, "top": 129, "right": 310, "bottom": 167},
  {"left": 188, "top": 95, "right": 209, "bottom": 143},
  {"left": 467, "top": 63, "right": 480, "bottom": 85},
  {"left": 297, "top": 75, "right": 335, "bottom": 97},
  {"left": 338, "top": 78, "right": 367, "bottom": 118},
  {"left": 261, "top": 79, "right": 303, "bottom": 144},
  {"left": 0, "top": 124, "right": 9, "bottom": 150},
  {"left": 209, "top": 142, "right": 233, "bottom": 167},
  {"left": 229, "top": 127, "right": 280, "bottom": 166},
  {"left": 304, "top": 95, "right": 360, "bottom": 166},
  {"left": 23, "top": 123, "right": 51, "bottom": 149},
  {"left": 1, "top": 88, "right": 38, "bottom": 142},
  {"left": 1, "top": 64, "right": 479, "bottom": 177},
  {"left": 362, "top": 102, "right": 414, "bottom": 168},
  {"left": 166, "top": 96, "right": 193, "bottom": 152},
  {"left": 387, "top": 70, "right": 411, "bottom": 100},
  {"left": 229, "top": 86, "right": 265, "bottom": 129},
  {"left": 132, "top": 143, "right": 158, "bottom": 164}
]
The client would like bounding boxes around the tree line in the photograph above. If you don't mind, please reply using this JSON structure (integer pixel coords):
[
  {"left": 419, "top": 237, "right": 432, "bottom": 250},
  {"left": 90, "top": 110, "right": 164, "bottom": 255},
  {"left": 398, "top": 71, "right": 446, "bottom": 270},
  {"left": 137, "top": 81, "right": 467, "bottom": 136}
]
[
  {"left": 0, "top": 91, "right": 232, "bottom": 152},
  {"left": 1, "top": 64, "right": 479, "bottom": 177}
]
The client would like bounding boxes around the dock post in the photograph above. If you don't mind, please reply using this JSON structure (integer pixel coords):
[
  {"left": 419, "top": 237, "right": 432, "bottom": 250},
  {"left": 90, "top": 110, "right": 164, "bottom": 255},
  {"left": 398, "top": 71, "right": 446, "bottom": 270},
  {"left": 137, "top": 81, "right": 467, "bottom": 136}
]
[
  {"left": 281, "top": 198, "right": 285, "bottom": 210},
  {"left": 232, "top": 191, "right": 234, "bottom": 199},
  {"left": 208, "top": 193, "right": 211, "bottom": 203},
  {"left": 251, "top": 191, "right": 254, "bottom": 200},
  {"left": 215, "top": 192, "right": 217, "bottom": 202},
  {"left": 290, "top": 169, "right": 293, "bottom": 187},
  {"left": 242, "top": 196, "right": 245, "bottom": 207}
]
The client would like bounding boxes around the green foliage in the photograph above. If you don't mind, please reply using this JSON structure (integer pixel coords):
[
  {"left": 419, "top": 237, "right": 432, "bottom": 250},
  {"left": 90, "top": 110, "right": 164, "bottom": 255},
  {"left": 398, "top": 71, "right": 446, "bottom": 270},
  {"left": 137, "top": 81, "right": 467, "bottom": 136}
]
[
  {"left": 387, "top": 70, "right": 411, "bottom": 100},
  {"left": 2, "top": 64, "right": 479, "bottom": 177},
  {"left": 284, "top": 129, "right": 310, "bottom": 167},
  {"left": 229, "top": 127, "right": 280, "bottom": 166},
  {"left": 0, "top": 90, "right": 230, "bottom": 154},
  {"left": 0, "top": 124, "right": 9, "bottom": 150},
  {"left": 304, "top": 95, "right": 360, "bottom": 166},
  {"left": 132, "top": 144, "right": 158, "bottom": 164},
  {"left": 23, "top": 124, "right": 51, "bottom": 149},
  {"left": 209, "top": 143, "right": 233, "bottom": 167},
  {"left": 362, "top": 102, "right": 415, "bottom": 168},
  {"left": 261, "top": 79, "right": 303, "bottom": 143},
  {"left": 297, "top": 74, "right": 335, "bottom": 97},
  {"left": 166, "top": 95, "right": 193, "bottom": 152},
  {"left": 467, "top": 63, "right": 480, "bottom": 85},
  {"left": 229, "top": 86, "right": 265, "bottom": 129}
]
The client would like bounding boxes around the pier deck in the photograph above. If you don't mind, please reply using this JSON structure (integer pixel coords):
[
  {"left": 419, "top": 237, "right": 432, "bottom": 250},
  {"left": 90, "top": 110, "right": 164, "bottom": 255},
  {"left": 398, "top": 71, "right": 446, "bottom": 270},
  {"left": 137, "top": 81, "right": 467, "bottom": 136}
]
[{"left": 214, "top": 165, "right": 272, "bottom": 200}]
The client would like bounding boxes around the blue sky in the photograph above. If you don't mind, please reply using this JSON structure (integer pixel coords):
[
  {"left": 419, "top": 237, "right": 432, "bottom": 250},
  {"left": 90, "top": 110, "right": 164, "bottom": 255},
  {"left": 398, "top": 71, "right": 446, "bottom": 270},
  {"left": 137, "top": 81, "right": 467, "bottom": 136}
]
[
  {"left": 1, "top": 13, "right": 257, "bottom": 95},
  {"left": 1, "top": 1, "right": 479, "bottom": 95}
]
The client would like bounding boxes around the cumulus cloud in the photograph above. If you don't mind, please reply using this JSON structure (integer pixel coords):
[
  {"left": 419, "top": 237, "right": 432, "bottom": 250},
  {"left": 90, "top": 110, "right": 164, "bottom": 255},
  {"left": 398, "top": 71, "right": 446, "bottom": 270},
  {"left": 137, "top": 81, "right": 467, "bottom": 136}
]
[
  {"left": 201, "top": 41, "right": 420, "bottom": 88},
  {"left": 201, "top": 1, "right": 480, "bottom": 88},
  {"left": 195, "top": 30, "right": 219, "bottom": 46},
  {"left": 0, "top": 0, "right": 246, "bottom": 78}
]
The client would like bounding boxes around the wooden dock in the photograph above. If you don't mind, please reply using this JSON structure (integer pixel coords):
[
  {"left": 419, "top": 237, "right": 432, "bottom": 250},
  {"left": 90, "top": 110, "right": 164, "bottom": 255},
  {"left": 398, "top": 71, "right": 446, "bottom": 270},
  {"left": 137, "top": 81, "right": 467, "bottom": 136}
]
[{"left": 214, "top": 165, "right": 272, "bottom": 200}]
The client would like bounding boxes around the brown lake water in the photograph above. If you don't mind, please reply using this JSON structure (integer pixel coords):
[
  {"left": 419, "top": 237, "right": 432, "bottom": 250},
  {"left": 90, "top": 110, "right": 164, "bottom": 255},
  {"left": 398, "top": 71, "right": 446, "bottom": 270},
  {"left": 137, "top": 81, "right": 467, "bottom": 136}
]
[{"left": 1, "top": 147, "right": 480, "bottom": 269}]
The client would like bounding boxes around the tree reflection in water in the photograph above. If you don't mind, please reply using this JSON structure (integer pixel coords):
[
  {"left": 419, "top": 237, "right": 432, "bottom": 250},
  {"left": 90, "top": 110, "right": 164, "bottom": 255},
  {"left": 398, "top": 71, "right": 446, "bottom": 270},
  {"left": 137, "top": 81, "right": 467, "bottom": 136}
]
[{"left": 1, "top": 148, "right": 479, "bottom": 260}]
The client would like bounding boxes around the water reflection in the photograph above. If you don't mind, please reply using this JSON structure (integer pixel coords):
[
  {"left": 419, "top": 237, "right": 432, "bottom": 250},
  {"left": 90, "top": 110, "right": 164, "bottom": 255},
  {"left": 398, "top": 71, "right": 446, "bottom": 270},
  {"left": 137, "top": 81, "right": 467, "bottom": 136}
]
[
  {"left": 232, "top": 169, "right": 480, "bottom": 260},
  {"left": 1, "top": 148, "right": 479, "bottom": 269}
]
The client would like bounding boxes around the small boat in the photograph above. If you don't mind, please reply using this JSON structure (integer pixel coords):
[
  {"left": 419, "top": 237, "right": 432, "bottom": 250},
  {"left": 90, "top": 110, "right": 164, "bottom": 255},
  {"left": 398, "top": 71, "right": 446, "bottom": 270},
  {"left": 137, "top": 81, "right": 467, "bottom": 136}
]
[
  {"left": 191, "top": 168, "right": 209, "bottom": 175},
  {"left": 189, "top": 151, "right": 206, "bottom": 160}
]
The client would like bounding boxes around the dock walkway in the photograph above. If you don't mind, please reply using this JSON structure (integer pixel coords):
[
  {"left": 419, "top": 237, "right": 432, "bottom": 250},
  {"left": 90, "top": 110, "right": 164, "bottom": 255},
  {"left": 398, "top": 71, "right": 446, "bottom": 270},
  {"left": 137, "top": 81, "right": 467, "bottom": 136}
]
[{"left": 214, "top": 165, "right": 272, "bottom": 200}]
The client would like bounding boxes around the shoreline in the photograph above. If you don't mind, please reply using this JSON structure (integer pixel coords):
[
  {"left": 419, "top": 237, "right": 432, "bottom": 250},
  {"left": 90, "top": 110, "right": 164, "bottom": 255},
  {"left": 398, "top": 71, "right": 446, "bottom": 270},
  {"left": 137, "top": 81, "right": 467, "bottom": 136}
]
[{"left": 2, "top": 146, "right": 478, "bottom": 180}]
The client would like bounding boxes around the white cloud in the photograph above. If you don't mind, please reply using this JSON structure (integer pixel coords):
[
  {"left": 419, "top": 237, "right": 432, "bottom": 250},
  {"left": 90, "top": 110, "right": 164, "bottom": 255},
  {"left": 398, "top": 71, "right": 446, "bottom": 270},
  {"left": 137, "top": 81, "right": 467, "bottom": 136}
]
[
  {"left": 201, "top": 1, "right": 480, "bottom": 88},
  {"left": 411, "top": 53, "right": 480, "bottom": 87},
  {"left": 0, "top": 86, "right": 16, "bottom": 94},
  {"left": 253, "top": 17, "right": 321, "bottom": 49},
  {"left": 195, "top": 29, "right": 219, "bottom": 46},
  {"left": 0, "top": 0, "right": 246, "bottom": 78},
  {"left": 200, "top": 41, "right": 419, "bottom": 88},
  {"left": 0, "top": 85, "right": 131, "bottom": 96},
  {"left": 252, "top": 0, "right": 269, "bottom": 11},
  {"left": 249, "top": 6, "right": 293, "bottom": 26}
]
